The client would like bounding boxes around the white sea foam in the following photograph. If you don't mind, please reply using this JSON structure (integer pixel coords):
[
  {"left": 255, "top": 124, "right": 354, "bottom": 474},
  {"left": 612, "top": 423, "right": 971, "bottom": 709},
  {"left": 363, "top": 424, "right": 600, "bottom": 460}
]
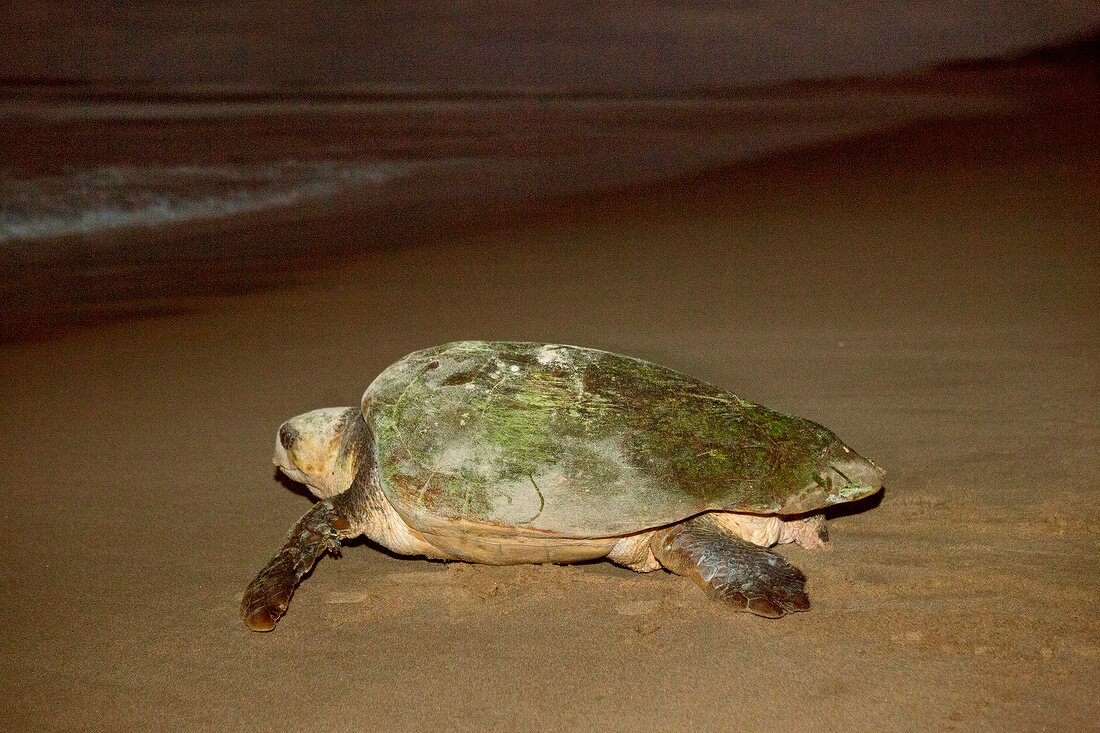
[{"left": 0, "top": 159, "right": 417, "bottom": 246}]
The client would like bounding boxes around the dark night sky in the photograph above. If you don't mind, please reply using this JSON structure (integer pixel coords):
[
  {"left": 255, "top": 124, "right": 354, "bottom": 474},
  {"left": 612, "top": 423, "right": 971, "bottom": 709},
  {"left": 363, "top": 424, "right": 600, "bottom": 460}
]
[{"left": 3, "top": 1, "right": 1099, "bottom": 90}]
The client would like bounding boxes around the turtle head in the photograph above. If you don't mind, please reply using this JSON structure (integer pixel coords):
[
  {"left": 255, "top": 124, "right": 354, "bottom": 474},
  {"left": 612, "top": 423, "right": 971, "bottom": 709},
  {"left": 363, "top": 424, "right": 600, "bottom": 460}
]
[{"left": 273, "top": 407, "right": 358, "bottom": 499}]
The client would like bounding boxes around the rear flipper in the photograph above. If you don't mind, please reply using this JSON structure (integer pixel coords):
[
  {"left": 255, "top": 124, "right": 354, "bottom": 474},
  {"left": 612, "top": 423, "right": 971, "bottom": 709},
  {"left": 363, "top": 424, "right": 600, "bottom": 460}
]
[
  {"left": 240, "top": 500, "right": 352, "bottom": 631},
  {"left": 651, "top": 515, "right": 810, "bottom": 618},
  {"left": 780, "top": 513, "right": 829, "bottom": 549}
]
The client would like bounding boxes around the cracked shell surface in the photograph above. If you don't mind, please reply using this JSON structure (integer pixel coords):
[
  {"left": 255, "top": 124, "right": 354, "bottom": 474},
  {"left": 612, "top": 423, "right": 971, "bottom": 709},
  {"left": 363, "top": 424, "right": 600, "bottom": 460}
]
[{"left": 364, "top": 341, "right": 841, "bottom": 538}]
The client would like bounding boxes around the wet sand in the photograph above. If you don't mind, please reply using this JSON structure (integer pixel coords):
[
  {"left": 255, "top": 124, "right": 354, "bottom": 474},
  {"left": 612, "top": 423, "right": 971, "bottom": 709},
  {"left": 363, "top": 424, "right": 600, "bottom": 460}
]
[{"left": 1, "top": 70, "right": 1097, "bottom": 730}]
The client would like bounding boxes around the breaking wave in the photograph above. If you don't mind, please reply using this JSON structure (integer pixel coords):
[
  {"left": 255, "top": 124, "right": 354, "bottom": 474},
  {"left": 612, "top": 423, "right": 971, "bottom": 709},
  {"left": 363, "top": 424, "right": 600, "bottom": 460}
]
[{"left": 0, "top": 159, "right": 415, "bottom": 245}]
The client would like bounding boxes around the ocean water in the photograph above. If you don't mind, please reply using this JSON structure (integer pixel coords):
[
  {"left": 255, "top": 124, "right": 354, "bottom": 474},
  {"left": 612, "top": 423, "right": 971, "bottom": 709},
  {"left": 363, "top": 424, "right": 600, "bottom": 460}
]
[
  {"left": 0, "top": 159, "right": 418, "bottom": 247},
  {"left": 1, "top": 90, "right": 1008, "bottom": 255},
  {"left": 0, "top": 83, "right": 1025, "bottom": 338}
]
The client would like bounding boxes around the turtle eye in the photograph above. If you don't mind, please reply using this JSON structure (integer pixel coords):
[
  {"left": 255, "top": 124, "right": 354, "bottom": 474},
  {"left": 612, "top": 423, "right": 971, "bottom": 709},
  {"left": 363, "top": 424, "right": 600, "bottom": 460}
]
[{"left": 279, "top": 423, "right": 299, "bottom": 451}]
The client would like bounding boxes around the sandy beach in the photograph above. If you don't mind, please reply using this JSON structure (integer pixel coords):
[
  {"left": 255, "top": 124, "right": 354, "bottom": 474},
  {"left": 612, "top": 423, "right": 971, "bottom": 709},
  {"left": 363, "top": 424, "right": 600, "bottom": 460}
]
[{"left": 1, "top": 65, "right": 1097, "bottom": 730}]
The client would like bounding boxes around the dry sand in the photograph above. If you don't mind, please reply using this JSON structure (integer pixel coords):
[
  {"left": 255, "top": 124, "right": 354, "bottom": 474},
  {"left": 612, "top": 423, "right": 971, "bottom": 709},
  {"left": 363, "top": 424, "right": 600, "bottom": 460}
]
[{"left": 1, "top": 72, "right": 1097, "bottom": 730}]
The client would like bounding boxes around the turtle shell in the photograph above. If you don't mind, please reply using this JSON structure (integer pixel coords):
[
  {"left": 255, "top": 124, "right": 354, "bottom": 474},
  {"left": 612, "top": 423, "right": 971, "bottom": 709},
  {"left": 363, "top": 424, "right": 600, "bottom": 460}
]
[{"left": 363, "top": 341, "right": 845, "bottom": 538}]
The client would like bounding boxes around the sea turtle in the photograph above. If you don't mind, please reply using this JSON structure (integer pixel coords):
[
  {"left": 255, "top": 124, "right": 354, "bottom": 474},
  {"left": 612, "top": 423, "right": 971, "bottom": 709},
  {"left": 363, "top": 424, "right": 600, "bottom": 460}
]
[{"left": 242, "top": 341, "right": 883, "bottom": 631}]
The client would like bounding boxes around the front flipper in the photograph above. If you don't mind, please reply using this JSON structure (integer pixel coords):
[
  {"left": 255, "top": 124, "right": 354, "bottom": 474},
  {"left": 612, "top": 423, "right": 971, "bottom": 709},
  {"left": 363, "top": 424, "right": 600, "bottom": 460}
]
[
  {"left": 651, "top": 515, "right": 810, "bottom": 618},
  {"left": 240, "top": 500, "right": 352, "bottom": 631}
]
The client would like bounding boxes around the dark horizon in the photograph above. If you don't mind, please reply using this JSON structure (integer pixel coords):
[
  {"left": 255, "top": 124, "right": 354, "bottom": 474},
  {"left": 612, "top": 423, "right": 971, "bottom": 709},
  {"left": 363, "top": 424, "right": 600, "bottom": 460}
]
[
  {"left": 4, "top": 1, "right": 1098, "bottom": 94},
  {"left": 2, "top": 25, "right": 1097, "bottom": 104}
]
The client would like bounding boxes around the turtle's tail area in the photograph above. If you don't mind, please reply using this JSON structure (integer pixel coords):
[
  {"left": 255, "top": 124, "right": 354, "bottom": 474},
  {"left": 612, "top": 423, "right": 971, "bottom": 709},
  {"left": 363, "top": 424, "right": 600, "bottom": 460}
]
[
  {"left": 650, "top": 515, "right": 810, "bottom": 618},
  {"left": 240, "top": 500, "right": 350, "bottom": 632}
]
